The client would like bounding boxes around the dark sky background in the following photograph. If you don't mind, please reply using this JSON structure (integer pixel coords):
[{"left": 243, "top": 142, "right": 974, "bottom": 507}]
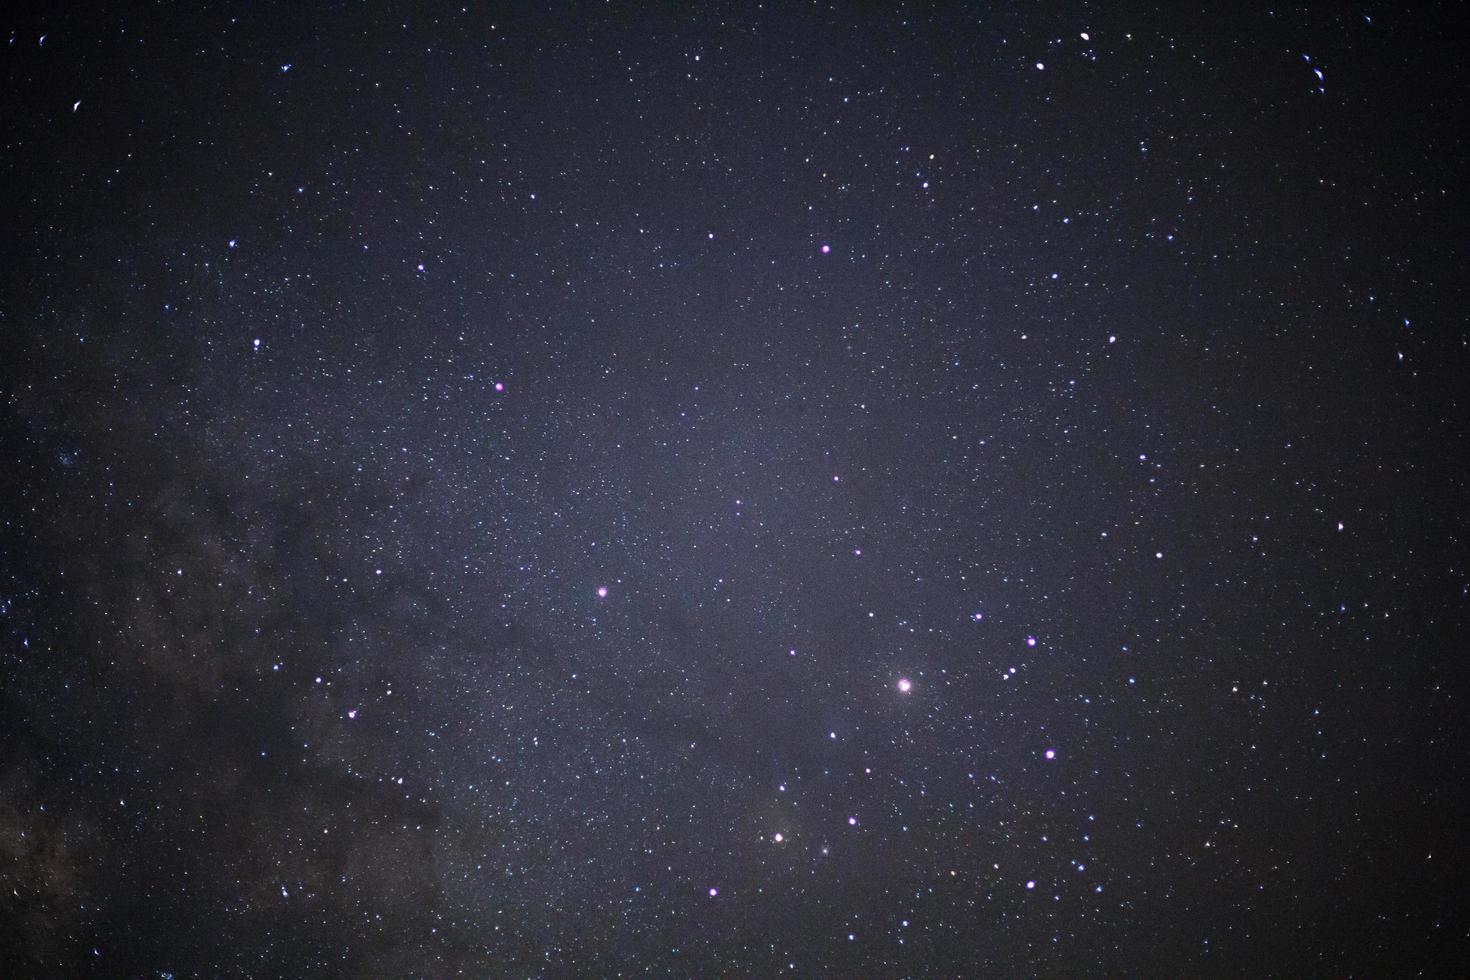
[{"left": 2, "top": 3, "right": 1468, "bottom": 976}]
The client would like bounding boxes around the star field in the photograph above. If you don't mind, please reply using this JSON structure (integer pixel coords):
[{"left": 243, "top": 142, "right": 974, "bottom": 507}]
[{"left": 2, "top": 4, "right": 1468, "bottom": 976}]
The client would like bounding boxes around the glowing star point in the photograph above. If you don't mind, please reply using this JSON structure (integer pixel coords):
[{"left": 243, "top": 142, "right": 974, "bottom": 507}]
[
  {"left": 1045, "top": 748, "right": 1056, "bottom": 760},
  {"left": 897, "top": 678, "right": 912, "bottom": 693},
  {"left": 773, "top": 832, "right": 784, "bottom": 843},
  {"left": 596, "top": 585, "right": 608, "bottom": 598},
  {"left": 821, "top": 243, "right": 831, "bottom": 254}
]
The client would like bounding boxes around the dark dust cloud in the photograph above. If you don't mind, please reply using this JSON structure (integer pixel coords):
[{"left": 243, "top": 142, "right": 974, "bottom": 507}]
[{"left": 2, "top": 3, "right": 1467, "bottom": 976}]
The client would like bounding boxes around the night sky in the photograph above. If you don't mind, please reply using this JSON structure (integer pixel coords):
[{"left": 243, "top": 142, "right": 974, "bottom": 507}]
[{"left": 3, "top": 4, "right": 1468, "bottom": 976}]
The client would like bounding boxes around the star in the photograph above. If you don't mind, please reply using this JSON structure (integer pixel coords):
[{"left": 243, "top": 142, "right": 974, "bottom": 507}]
[
  {"left": 596, "top": 585, "right": 608, "bottom": 598},
  {"left": 897, "top": 677, "right": 912, "bottom": 693}
]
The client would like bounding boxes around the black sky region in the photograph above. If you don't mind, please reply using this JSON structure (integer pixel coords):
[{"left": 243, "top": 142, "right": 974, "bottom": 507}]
[{"left": 2, "top": 3, "right": 1468, "bottom": 977}]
